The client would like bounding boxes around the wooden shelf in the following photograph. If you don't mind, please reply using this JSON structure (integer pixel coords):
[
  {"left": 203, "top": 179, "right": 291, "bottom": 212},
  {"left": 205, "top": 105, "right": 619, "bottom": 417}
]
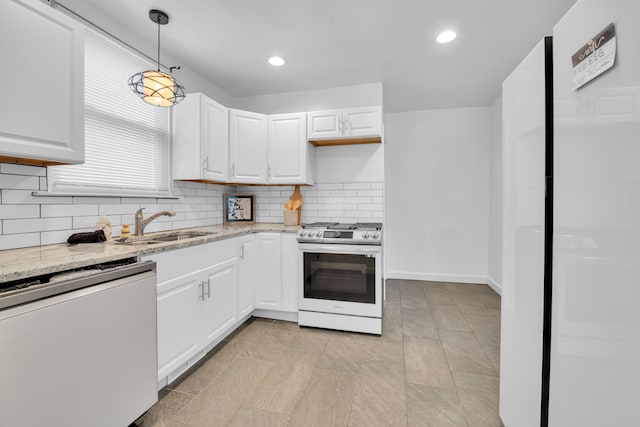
[{"left": 309, "top": 136, "right": 382, "bottom": 147}]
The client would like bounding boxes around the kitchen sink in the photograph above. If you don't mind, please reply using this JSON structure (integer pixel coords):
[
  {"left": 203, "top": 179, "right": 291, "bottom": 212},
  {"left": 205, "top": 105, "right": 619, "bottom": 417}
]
[
  {"left": 150, "top": 231, "right": 217, "bottom": 241},
  {"left": 114, "top": 231, "right": 217, "bottom": 245},
  {"left": 115, "top": 240, "right": 162, "bottom": 246}
]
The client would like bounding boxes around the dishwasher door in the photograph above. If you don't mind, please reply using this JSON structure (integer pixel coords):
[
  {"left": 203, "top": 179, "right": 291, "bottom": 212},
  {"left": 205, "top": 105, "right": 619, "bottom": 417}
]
[{"left": 0, "top": 264, "right": 158, "bottom": 427}]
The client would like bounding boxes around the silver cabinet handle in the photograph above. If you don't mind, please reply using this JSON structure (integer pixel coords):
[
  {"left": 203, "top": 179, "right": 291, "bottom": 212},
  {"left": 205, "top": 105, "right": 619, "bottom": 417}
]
[
  {"left": 205, "top": 279, "right": 211, "bottom": 299},
  {"left": 231, "top": 162, "right": 235, "bottom": 177},
  {"left": 199, "top": 281, "right": 205, "bottom": 301},
  {"left": 239, "top": 244, "right": 245, "bottom": 260},
  {"left": 203, "top": 156, "right": 209, "bottom": 171}
]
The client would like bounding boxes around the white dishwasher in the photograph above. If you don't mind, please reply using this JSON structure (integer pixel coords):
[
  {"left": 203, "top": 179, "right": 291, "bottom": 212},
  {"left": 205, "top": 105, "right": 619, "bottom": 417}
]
[{"left": 0, "top": 260, "right": 158, "bottom": 427}]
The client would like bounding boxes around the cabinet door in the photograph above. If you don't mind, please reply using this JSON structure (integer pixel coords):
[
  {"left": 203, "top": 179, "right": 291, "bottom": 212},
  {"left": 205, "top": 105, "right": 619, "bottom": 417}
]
[
  {"left": 202, "top": 97, "right": 229, "bottom": 182},
  {"left": 156, "top": 272, "right": 200, "bottom": 380},
  {"left": 229, "top": 109, "right": 268, "bottom": 184},
  {"left": 281, "top": 233, "right": 299, "bottom": 312},
  {"left": 0, "top": 0, "right": 84, "bottom": 165},
  {"left": 343, "top": 106, "right": 382, "bottom": 138},
  {"left": 255, "top": 233, "right": 283, "bottom": 310},
  {"left": 237, "top": 234, "right": 256, "bottom": 317},
  {"left": 307, "top": 110, "right": 342, "bottom": 140},
  {"left": 173, "top": 93, "right": 228, "bottom": 182},
  {"left": 268, "top": 113, "right": 310, "bottom": 184},
  {"left": 199, "top": 258, "right": 238, "bottom": 347}
]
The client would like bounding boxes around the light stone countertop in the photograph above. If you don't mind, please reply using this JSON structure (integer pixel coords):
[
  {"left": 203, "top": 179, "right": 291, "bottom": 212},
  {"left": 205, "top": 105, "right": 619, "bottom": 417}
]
[{"left": 0, "top": 223, "right": 300, "bottom": 283}]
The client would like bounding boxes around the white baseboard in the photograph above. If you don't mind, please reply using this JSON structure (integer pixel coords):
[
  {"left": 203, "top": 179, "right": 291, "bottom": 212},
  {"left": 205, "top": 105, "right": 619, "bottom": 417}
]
[
  {"left": 253, "top": 309, "right": 298, "bottom": 323},
  {"left": 487, "top": 276, "right": 502, "bottom": 295},
  {"left": 386, "top": 270, "right": 487, "bottom": 285}
]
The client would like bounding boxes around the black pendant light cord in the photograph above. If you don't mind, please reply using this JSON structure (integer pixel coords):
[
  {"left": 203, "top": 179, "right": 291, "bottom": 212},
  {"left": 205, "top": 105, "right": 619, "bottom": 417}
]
[{"left": 156, "top": 19, "right": 161, "bottom": 72}]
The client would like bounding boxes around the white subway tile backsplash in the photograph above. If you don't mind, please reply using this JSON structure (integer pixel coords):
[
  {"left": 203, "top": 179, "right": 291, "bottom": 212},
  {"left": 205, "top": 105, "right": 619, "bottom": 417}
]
[
  {"left": 354, "top": 197, "right": 372, "bottom": 204},
  {"left": 172, "top": 219, "right": 198, "bottom": 229},
  {"left": 0, "top": 174, "right": 41, "bottom": 190},
  {"left": 2, "top": 189, "right": 73, "bottom": 205},
  {"left": 243, "top": 181, "right": 384, "bottom": 225},
  {"left": 0, "top": 161, "right": 383, "bottom": 249},
  {"left": 0, "top": 205, "right": 40, "bottom": 219},
  {"left": 195, "top": 218, "right": 215, "bottom": 227},
  {"left": 73, "top": 196, "right": 118, "bottom": 204},
  {"left": 3, "top": 217, "right": 72, "bottom": 234},
  {"left": 0, "top": 233, "right": 40, "bottom": 250},
  {"left": 358, "top": 204, "right": 383, "bottom": 211},
  {"left": 357, "top": 189, "right": 383, "bottom": 197},
  {"left": 317, "top": 183, "right": 344, "bottom": 190},
  {"left": 41, "top": 204, "right": 99, "bottom": 218},
  {"left": 41, "top": 230, "right": 79, "bottom": 246},
  {"left": 72, "top": 216, "right": 102, "bottom": 230},
  {"left": 344, "top": 183, "right": 372, "bottom": 190},
  {"left": 98, "top": 204, "right": 141, "bottom": 215}
]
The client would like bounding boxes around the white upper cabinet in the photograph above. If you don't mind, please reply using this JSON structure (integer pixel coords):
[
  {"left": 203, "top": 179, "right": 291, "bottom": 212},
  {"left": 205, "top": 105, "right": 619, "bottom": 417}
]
[
  {"left": 0, "top": 0, "right": 84, "bottom": 165},
  {"left": 268, "top": 113, "right": 314, "bottom": 185},
  {"left": 307, "top": 106, "right": 382, "bottom": 144},
  {"left": 229, "top": 109, "right": 268, "bottom": 184},
  {"left": 306, "top": 110, "right": 342, "bottom": 140},
  {"left": 173, "top": 93, "right": 229, "bottom": 182},
  {"left": 343, "top": 106, "right": 383, "bottom": 138}
]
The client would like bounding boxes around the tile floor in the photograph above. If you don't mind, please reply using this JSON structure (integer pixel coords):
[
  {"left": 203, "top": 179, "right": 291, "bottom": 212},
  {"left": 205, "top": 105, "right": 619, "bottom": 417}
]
[{"left": 136, "top": 279, "right": 502, "bottom": 427}]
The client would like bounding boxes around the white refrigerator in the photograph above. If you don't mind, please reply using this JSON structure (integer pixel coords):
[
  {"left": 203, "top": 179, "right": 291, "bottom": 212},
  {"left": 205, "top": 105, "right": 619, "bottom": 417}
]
[{"left": 500, "top": 0, "right": 640, "bottom": 426}]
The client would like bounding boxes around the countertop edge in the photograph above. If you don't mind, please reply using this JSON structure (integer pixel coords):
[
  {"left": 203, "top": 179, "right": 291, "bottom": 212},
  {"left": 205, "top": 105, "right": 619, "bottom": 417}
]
[{"left": 0, "top": 224, "right": 300, "bottom": 283}]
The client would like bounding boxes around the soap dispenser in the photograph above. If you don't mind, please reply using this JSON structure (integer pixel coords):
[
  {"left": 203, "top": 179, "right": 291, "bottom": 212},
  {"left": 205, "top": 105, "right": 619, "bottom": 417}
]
[{"left": 96, "top": 214, "right": 112, "bottom": 239}]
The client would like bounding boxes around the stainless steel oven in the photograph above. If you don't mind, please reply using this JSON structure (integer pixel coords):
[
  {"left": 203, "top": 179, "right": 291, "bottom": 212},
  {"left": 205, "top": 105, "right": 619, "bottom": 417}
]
[{"left": 298, "top": 223, "right": 382, "bottom": 335}]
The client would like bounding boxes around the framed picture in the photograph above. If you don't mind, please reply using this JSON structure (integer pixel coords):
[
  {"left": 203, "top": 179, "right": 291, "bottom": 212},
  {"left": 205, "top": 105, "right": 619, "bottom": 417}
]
[{"left": 224, "top": 194, "right": 255, "bottom": 224}]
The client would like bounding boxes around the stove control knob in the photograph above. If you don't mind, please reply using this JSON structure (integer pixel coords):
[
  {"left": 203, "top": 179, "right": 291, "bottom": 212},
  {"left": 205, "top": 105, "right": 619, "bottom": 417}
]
[
  {"left": 362, "top": 232, "right": 370, "bottom": 238},
  {"left": 301, "top": 231, "right": 309, "bottom": 237},
  {"left": 313, "top": 231, "right": 321, "bottom": 237},
  {"left": 371, "top": 232, "right": 379, "bottom": 239}
]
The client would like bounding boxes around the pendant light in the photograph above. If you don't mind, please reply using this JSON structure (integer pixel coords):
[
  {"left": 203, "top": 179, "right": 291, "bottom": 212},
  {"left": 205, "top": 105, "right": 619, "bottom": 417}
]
[{"left": 129, "top": 9, "right": 186, "bottom": 107}]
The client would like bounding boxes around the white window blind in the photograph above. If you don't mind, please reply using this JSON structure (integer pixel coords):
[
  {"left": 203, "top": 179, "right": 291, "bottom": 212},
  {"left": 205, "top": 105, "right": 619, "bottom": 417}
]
[{"left": 48, "top": 27, "right": 171, "bottom": 196}]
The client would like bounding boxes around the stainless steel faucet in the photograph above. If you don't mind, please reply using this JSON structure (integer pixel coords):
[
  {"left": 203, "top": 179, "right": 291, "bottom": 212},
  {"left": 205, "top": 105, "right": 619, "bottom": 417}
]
[{"left": 135, "top": 208, "right": 176, "bottom": 237}]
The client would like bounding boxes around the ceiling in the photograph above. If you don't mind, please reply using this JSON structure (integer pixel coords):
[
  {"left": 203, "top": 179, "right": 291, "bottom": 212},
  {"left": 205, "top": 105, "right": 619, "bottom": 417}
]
[{"left": 71, "top": 0, "right": 577, "bottom": 113}]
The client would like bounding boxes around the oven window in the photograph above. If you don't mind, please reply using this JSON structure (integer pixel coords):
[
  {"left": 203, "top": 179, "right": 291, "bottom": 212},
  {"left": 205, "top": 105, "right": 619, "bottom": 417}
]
[{"left": 303, "top": 252, "right": 375, "bottom": 304}]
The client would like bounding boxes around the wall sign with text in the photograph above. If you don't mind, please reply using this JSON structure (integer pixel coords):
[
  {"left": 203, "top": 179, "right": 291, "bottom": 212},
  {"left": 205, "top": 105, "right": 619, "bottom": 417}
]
[{"left": 572, "top": 23, "right": 616, "bottom": 90}]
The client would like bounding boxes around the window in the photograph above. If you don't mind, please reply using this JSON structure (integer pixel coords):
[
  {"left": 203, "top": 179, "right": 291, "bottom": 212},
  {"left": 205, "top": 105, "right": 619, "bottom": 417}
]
[{"left": 48, "top": 27, "right": 171, "bottom": 196}]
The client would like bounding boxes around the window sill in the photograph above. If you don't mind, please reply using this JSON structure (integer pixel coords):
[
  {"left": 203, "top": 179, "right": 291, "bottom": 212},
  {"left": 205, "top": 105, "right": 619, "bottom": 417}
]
[{"left": 32, "top": 191, "right": 181, "bottom": 200}]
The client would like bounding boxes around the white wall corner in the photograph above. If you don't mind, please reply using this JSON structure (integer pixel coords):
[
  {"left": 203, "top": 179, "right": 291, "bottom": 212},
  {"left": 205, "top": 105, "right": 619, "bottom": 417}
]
[{"left": 487, "top": 276, "right": 502, "bottom": 295}]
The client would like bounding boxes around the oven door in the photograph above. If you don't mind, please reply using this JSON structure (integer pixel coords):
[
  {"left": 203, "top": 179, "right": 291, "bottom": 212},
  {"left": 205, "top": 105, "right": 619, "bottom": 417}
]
[{"left": 298, "top": 243, "right": 382, "bottom": 318}]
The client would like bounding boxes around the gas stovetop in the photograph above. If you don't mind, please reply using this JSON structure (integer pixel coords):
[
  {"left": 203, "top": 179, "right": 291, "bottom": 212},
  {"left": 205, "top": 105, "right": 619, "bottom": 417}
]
[{"left": 297, "top": 222, "right": 383, "bottom": 245}]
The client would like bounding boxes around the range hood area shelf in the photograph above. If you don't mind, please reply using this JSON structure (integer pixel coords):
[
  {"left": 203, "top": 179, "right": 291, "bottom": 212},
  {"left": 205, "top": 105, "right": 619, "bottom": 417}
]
[{"left": 309, "top": 137, "right": 382, "bottom": 147}]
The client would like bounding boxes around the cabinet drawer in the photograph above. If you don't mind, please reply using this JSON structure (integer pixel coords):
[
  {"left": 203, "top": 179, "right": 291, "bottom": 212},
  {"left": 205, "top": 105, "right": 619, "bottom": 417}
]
[{"left": 143, "top": 238, "right": 238, "bottom": 283}]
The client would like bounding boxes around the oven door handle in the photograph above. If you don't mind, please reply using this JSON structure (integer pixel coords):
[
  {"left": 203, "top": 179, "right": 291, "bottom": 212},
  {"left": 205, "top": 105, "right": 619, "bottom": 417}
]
[{"left": 298, "top": 244, "right": 380, "bottom": 255}]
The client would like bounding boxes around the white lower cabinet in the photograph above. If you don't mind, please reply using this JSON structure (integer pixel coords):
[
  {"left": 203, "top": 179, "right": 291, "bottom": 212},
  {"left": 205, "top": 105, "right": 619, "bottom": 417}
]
[
  {"left": 146, "top": 231, "right": 299, "bottom": 387},
  {"left": 254, "top": 233, "right": 283, "bottom": 311},
  {"left": 237, "top": 234, "right": 257, "bottom": 317},
  {"left": 155, "top": 271, "right": 199, "bottom": 383},
  {"left": 143, "top": 239, "right": 238, "bottom": 387},
  {"left": 199, "top": 258, "right": 238, "bottom": 347},
  {"left": 281, "top": 233, "right": 299, "bottom": 312}
]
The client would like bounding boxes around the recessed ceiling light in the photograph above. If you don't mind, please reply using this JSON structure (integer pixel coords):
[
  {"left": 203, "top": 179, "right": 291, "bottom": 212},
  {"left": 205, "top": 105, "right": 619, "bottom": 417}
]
[
  {"left": 436, "top": 31, "right": 457, "bottom": 44},
  {"left": 268, "top": 56, "right": 286, "bottom": 66}
]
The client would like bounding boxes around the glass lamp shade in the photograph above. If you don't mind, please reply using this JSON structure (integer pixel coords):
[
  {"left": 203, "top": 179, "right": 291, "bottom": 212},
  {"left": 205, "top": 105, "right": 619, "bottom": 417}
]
[{"left": 128, "top": 70, "right": 186, "bottom": 106}]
